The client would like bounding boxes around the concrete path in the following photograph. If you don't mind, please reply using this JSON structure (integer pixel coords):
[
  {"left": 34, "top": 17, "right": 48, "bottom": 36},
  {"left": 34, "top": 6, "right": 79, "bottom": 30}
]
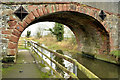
[{"left": 2, "top": 50, "right": 48, "bottom": 78}]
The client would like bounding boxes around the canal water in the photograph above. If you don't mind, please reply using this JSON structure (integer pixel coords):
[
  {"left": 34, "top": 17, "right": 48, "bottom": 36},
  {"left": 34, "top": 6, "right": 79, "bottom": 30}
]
[
  {"left": 34, "top": 44, "right": 120, "bottom": 79},
  {"left": 64, "top": 51, "right": 120, "bottom": 79}
]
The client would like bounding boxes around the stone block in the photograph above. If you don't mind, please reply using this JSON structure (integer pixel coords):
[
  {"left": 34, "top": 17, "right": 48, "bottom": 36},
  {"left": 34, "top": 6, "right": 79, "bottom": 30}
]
[
  {"left": 42, "top": 7, "right": 47, "bottom": 15},
  {"left": 19, "top": 21, "right": 28, "bottom": 28},
  {"left": 37, "top": 9, "right": 44, "bottom": 16},
  {"left": 28, "top": 12, "right": 35, "bottom": 21},
  {"left": 8, "top": 42, "right": 17, "bottom": 49},
  {"left": 7, "top": 49, "right": 16, "bottom": 56},
  {"left": 8, "top": 21, "right": 17, "bottom": 28},
  {"left": 12, "top": 29, "right": 21, "bottom": 37},
  {"left": 2, "top": 30, "right": 11, "bottom": 34},
  {"left": 9, "top": 35, "right": 19, "bottom": 43},
  {"left": 32, "top": 9, "right": 39, "bottom": 18},
  {"left": 24, "top": 17, "right": 31, "bottom": 24},
  {"left": 15, "top": 24, "right": 24, "bottom": 32}
]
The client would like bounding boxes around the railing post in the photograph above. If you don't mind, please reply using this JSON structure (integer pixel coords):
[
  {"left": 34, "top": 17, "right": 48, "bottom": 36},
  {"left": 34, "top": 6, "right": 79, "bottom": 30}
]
[
  {"left": 34, "top": 42, "right": 36, "bottom": 54},
  {"left": 73, "top": 63, "right": 77, "bottom": 76},
  {"left": 50, "top": 52, "right": 53, "bottom": 75},
  {"left": 25, "top": 40, "right": 26, "bottom": 48},
  {"left": 41, "top": 47, "right": 44, "bottom": 64},
  {"left": 36, "top": 44, "right": 39, "bottom": 54},
  {"left": 31, "top": 41, "right": 34, "bottom": 52}
]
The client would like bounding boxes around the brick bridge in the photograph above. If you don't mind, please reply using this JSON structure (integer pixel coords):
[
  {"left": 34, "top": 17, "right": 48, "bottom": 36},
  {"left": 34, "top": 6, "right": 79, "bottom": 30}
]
[{"left": 0, "top": 2, "right": 119, "bottom": 63}]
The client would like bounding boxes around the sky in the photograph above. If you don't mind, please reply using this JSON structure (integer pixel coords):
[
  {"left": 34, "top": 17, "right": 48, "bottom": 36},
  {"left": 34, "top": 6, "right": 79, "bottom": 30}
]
[
  {"left": 21, "top": 22, "right": 74, "bottom": 37},
  {"left": 21, "top": 22, "right": 55, "bottom": 37}
]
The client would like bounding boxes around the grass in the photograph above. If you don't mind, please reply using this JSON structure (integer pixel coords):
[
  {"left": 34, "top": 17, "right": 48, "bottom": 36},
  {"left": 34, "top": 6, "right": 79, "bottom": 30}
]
[
  {"left": 110, "top": 50, "right": 120, "bottom": 57},
  {"left": 18, "top": 36, "right": 119, "bottom": 64},
  {"left": 95, "top": 54, "right": 117, "bottom": 64},
  {"left": 18, "top": 36, "right": 79, "bottom": 55},
  {"left": 2, "top": 64, "right": 15, "bottom": 76}
]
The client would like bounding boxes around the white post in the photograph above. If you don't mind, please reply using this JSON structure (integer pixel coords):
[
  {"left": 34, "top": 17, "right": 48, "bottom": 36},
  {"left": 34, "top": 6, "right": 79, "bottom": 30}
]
[
  {"left": 31, "top": 42, "right": 33, "bottom": 50},
  {"left": 50, "top": 52, "right": 53, "bottom": 75},
  {"left": 37, "top": 44, "right": 39, "bottom": 54},
  {"left": 41, "top": 47, "right": 44, "bottom": 64},
  {"left": 73, "top": 63, "right": 77, "bottom": 76}
]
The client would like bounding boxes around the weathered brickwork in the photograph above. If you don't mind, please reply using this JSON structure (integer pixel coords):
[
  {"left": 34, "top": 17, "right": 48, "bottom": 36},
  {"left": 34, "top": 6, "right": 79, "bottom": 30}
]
[{"left": 0, "top": 2, "right": 119, "bottom": 62}]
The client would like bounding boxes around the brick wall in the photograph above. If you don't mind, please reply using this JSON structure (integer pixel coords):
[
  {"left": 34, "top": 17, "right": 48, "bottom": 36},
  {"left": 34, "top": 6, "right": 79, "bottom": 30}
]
[{"left": 0, "top": 2, "right": 119, "bottom": 58}]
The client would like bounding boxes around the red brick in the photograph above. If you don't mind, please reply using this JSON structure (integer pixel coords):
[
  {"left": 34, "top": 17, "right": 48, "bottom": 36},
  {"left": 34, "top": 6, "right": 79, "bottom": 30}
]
[
  {"left": 90, "top": 9, "right": 94, "bottom": 17},
  {"left": 23, "top": 21, "right": 28, "bottom": 28},
  {"left": 63, "top": 4, "right": 67, "bottom": 11},
  {"left": 9, "top": 16, "right": 16, "bottom": 21},
  {"left": 12, "top": 29, "right": 21, "bottom": 37},
  {"left": 18, "top": 21, "right": 22, "bottom": 26},
  {"left": 80, "top": 7, "right": 84, "bottom": 13},
  {"left": 9, "top": 35, "right": 19, "bottom": 43},
  {"left": 15, "top": 24, "right": 24, "bottom": 32},
  {"left": 51, "top": 5, "right": 55, "bottom": 12},
  {"left": 55, "top": 4, "right": 59, "bottom": 12},
  {"left": 32, "top": 9, "right": 39, "bottom": 18},
  {"left": 8, "top": 42, "right": 17, "bottom": 49},
  {"left": 83, "top": 7, "right": 87, "bottom": 13},
  {"left": 2, "top": 30, "right": 11, "bottom": 34},
  {"left": 58, "top": 4, "right": 63, "bottom": 11},
  {"left": 24, "top": 17, "right": 31, "bottom": 24},
  {"left": 3, "top": 35, "right": 10, "bottom": 39},
  {"left": 42, "top": 7, "right": 47, "bottom": 15},
  {"left": 28, "top": 12, "right": 35, "bottom": 21},
  {"left": 46, "top": 7, "right": 50, "bottom": 14},
  {"left": 19, "top": 21, "right": 28, "bottom": 28},
  {"left": 77, "top": 5, "right": 81, "bottom": 12},
  {"left": 8, "top": 21, "right": 17, "bottom": 27},
  {"left": 66, "top": 4, "right": 70, "bottom": 11},
  {"left": 8, "top": 49, "right": 16, "bottom": 56},
  {"left": 27, "top": 5, "right": 38, "bottom": 11},
  {"left": 102, "top": 21, "right": 107, "bottom": 27},
  {"left": 37, "top": 9, "right": 44, "bottom": 16},
  {"left": 86, "top": 8, "right": 91, "bottom": 15}
]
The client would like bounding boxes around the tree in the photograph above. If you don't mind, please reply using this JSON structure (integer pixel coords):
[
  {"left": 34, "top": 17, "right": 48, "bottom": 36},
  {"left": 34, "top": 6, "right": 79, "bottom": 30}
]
[
  {"left": 26, "top": 30, "right": 31, "bottom": 38},
  {"left": 49, "top": 23, "right": 64, "bottom": 41},
  {"left": 36, "top": 27, "right": 43, "bottom": 39}
]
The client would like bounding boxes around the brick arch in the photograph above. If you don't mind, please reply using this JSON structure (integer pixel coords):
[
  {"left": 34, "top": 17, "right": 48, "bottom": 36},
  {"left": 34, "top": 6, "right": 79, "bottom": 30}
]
[{"left": 6, "top": 3, "right": 110, "bottom": 56}]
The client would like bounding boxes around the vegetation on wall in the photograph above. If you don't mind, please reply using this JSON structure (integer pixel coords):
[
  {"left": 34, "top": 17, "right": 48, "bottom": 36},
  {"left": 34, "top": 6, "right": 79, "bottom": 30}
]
[{"left": 36, "top": 27, "right": 43, "bottom": 39}]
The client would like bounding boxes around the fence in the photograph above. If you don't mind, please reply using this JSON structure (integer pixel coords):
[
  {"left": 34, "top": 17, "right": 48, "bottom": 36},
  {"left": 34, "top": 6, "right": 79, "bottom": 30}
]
[{"left": 27, "top": 40, "right": 101, "bottom": 80}]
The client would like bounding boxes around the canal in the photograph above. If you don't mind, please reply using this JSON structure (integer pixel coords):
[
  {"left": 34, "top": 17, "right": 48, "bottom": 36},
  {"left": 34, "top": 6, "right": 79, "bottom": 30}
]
[
  {"left": 38, "top": 44, "right": 120, "bottom": 79},
  {"left": 67, "top": 52, "right": 120, "bottom": 79}
]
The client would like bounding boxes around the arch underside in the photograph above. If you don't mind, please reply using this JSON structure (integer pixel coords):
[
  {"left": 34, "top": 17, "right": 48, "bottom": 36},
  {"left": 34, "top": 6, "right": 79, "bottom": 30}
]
[{"left": 26, "top": 11, "right": 110, "bottom": 55}]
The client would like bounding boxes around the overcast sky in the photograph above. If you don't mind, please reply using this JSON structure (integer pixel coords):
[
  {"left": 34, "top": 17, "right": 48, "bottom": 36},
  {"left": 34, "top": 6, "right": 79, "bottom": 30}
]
[
  {"left": 21, "top": 22, "right": 73, "bottom": 37},
  {"left": 21, "top": 22, "right": 55, "bottom": 36}
]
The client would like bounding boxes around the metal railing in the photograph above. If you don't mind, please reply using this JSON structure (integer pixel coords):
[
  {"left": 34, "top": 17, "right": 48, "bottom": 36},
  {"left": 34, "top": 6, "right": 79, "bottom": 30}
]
[{"left": 28, "top": 40, "right": 101, "bottom": 80}]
